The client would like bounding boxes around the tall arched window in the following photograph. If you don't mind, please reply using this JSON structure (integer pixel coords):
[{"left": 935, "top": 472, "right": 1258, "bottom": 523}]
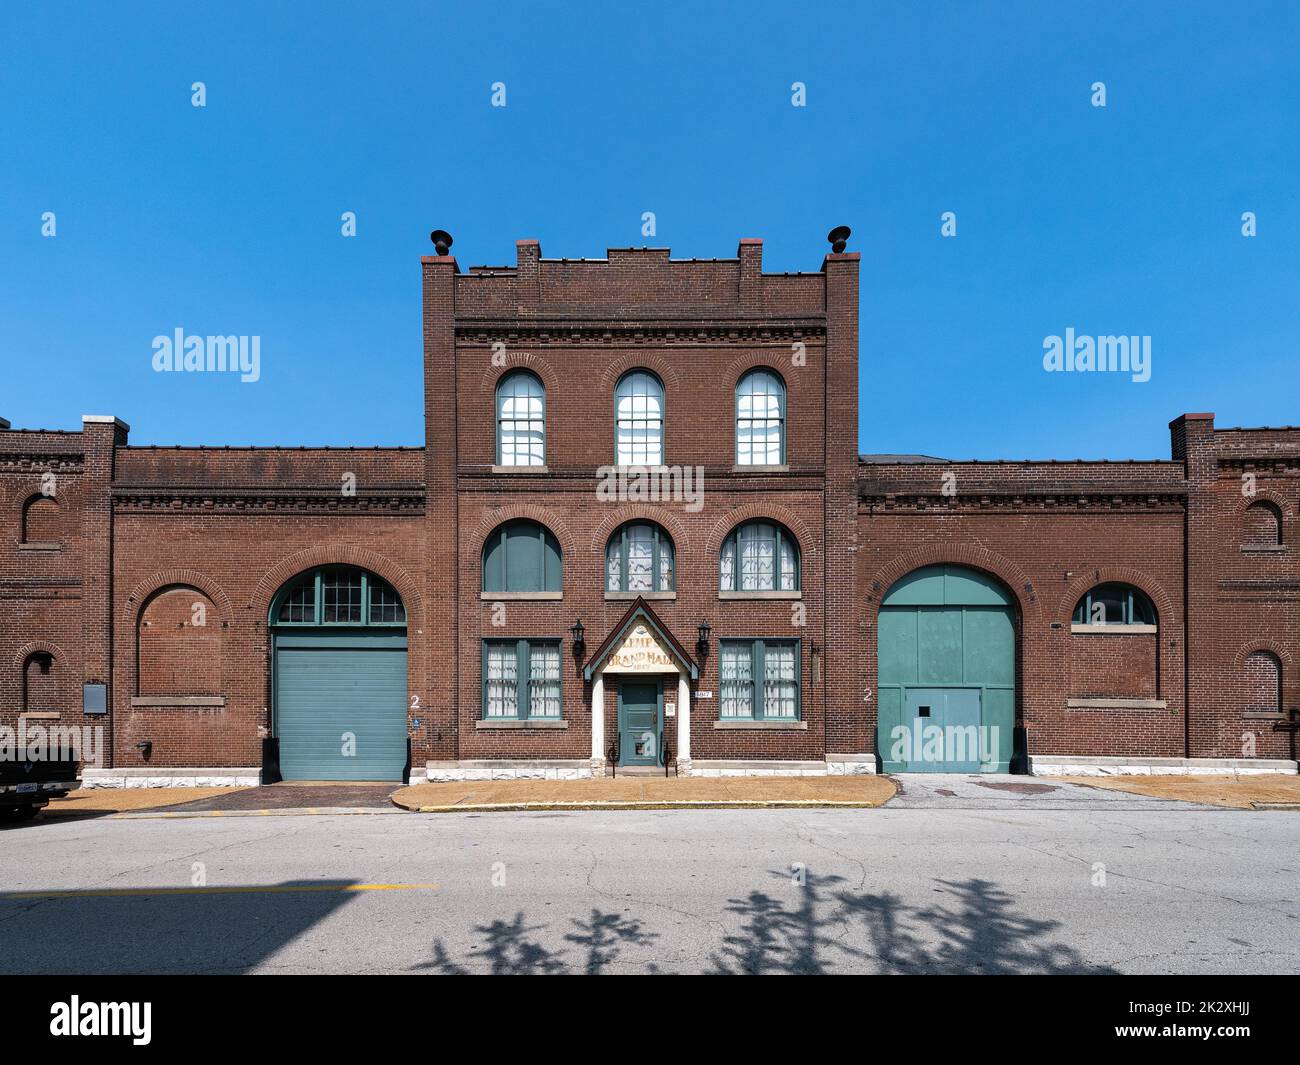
[
  {"left": 606, "top": 522, "right": 674, "bottom": 593},
  {"left": 720, "top": 520, "right": 799, "bottom": 592},
  {"left": 482, "top": 520, "right": 562, "bottom": 594},
  {"left": 1072, "top": 583, "right": 1156, "bottom": 626},
  {"left": 614, "top": 370, "right": 664, "bottom": 466},
  {"left": 736, "top": 369, "right": 786, "bottom": 465},
  {"left": 496, "top": 371, "right": 545, "bottom": 467}
]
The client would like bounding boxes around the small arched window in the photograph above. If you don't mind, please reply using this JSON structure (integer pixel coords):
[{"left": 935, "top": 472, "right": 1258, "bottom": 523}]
[
  {"left": 496, "top": 371, "right": 545, "bottom": 467},
  {"left": 1244, "top": 500, "right": 1282, "bottom": 547},
  {"left": 22, "top": 494, "right": 61, "bottom": 544},
  {"left": 736, "top": 369, "right": 786, "bottom": 465},
  {"left": 1243, "top": 650, "right": 1282, "bottom": 715},
  {"left": 720, "top": 521, "right": 799, "bottom": 592},
  {"left": 614, "top": 370, "right": 664, "bottom": 466},
  {"left": 606, "top": 523, "right": 674, "bottom": 593},
  {"left": 1072, "top": 583, "right": 1156, "bottom": 626},
  {"left": 482, "top": 521, "right": 562, "bottom": 594},
  {"left": 23, "top": 652, "right": 57, "bottom": 713}
]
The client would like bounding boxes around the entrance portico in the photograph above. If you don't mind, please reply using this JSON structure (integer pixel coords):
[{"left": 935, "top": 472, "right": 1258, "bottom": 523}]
[{"left": 584, "top": 599, "right": 698, "bottom": 775}]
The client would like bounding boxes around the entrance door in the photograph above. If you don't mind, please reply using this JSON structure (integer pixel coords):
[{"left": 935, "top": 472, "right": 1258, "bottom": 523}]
[
  {"left": 902, "top": 688, "right": 985, "bottom": 772},
  {"left": 618, "top": 680, "right": 661, "bottom": 767}
]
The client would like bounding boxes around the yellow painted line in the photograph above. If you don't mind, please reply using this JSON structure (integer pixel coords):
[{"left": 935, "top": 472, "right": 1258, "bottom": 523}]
[{"left": 4, "top": 882, "right": 440, "bottom": 900}]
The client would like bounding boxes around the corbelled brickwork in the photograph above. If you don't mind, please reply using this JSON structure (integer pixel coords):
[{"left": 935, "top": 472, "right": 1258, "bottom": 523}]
[{"left": 1, "top": 236, "right": 1296, "bottom": 777}]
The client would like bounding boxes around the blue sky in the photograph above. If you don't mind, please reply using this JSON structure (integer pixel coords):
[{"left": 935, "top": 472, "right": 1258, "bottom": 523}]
[{"left": 1, "top": 1, "right": 1296, "bottom": 459}]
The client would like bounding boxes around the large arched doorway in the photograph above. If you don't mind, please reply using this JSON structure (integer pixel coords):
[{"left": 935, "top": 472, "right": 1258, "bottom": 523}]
[
  {"left": 876, "top": 564, "right": 1015, "bottom": 773},
  {"left": 269, "top": 566, "right": 408, "bottom": 781}
]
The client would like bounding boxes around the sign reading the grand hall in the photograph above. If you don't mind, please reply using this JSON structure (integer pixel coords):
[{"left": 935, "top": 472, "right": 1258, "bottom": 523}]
[{"left": 603, "top": 624, "right": 676, "bottom": 674}]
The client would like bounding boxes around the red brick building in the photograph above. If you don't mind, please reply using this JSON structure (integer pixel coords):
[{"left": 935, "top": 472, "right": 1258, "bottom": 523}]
[{"left": 2, "top": 235, "right": 1296, "bottom": 784}]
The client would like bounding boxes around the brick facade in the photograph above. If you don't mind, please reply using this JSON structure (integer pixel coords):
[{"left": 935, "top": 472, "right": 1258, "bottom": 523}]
[{"left": 1, "top": 237, "right": 1296, "bottom": 778}]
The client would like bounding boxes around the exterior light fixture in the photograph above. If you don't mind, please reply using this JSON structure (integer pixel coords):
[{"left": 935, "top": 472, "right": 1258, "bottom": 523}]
[
  {"left": 696, "top": 619, "right": 711, "bottom": 659},
  {"left": 569, "top": 619, "right": 586, "bottom": 663}
]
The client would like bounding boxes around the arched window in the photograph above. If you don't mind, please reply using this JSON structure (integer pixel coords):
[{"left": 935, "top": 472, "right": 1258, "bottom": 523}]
[
  {"left": 1072, "top": 583, "right": 1156, "bottom": 626},
  {"left": 139, "top": 587, "right": 222, "bottom": 695},
  {"left": 271, "top": 567, "right": 406, "bottom": 626},
  {"left": 1243, "top": 651, "right": 1282, "bottom": 715},
  {"left": 606, "top": 522, "right": 674, "bottom": 593},
  {"left": 720, "top": 521, "right": 799, "bottom": 592},
  {"left": 482, "top": 521, "right": 562, "bottom": 594},
  {"left": 1244, "top": 501, "right": 1282, "bottom": 546},
  {"left": 736, "top": 369, "right": 786, "bottom": 465},
  {"left": 23, "top": 652, "right": 57, "bottom": 713},
  {"left": 22, "top": 494, "right": 61, "bottom": 544},
  {"left": 614, "top": 370, "right": 664, "bottom": 466},
  {"left": 496, "top": 371, "right": 545, "bottom": 467}
]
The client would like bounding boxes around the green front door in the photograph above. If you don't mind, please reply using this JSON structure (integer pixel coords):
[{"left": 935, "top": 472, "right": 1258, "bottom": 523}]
[
  {"left": 618, "top": 680, "right": 661, "bottom": 767},
  {"left": 274, "top": 630, "right": 408, "bottom": 781}
]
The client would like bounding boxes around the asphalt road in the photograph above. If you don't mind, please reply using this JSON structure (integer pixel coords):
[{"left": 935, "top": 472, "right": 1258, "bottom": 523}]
[{"left": 2, "top": 805, "right": 1297, "bottom": 974}]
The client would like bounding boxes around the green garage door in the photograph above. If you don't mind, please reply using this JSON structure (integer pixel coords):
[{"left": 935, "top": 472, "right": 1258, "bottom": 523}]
[
  {"left": 877, "top": 565, "right": 1015, "bottom": 773},
  {"left": 274, "top": 631, "right": 408, "bottom": 781}
]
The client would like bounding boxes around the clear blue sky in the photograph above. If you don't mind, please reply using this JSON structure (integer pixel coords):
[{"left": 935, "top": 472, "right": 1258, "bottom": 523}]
[{"left": 2, "top": 1, "right": 1296, "bottom": 459}]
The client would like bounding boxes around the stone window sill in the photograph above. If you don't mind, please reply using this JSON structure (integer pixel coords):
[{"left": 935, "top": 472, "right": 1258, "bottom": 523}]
[
  {"left": 1070, "top": 624, "right": 1158, "bottom": 634},
  {"left": 18, "top": 541, "right": 62, "bottom": 552},
  {"left": 475, "top": 718, "right": 568, "bottom": 730},
  {"left": 713, "top": 719, "right": 807, "bottom": 730},
  {"left": 719, "top": 590, "right": 801, "bottom": 601},
  {"left": 131, "top": 696, "right": 227, "bottom": 708},
  {"left": 605, "top": 590, "right": 676, "bottom": 601},
  {"left": 19, "top": 711, "right": 60, "bottom": 721},
  {"left": 1242, "top": 711, "right": 1286, "bottom": 719},
  {"left": 480, "top": 591, "right": 563, "bottom": 601},
  {"left": 1066, "top": 698, "right": 1167, "bottom": 711},
  {"left": 491, "top": 465, "right": 549, "bottom": 475},
  {"left": 730, "top": 464, "right": 789, "bottom": 474},
  {"left": 1241, "top": 544, "right": 1286, "bottom": 553}
]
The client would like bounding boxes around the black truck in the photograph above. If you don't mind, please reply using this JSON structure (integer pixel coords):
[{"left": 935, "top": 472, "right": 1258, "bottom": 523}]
[{"left": 0, "top": 753, "right": 81, "bottom": 822}]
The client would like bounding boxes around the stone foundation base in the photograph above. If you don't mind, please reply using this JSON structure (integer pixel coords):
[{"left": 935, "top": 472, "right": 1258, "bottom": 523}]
[
  {"left": 425, "top": 759, "right": 599, "bottom": 782},
  {"left": 81, "top": 767, "right": 261, "bottom": 789},
  {"left": 1031, "top": 755, "right": 1298, "bottom": 777},
  {"left": 689, "top": 760, "right": 831, "bottom": 778}
]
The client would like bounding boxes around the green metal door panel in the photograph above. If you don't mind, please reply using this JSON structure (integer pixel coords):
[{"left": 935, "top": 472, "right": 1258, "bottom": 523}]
[
  {"left": 962, "top": 608, "right": 1015, "bottom": 686},
  {"left": 880, "top": 567, "right": 947, "bottom": 606},
  {"left": 982, "top": 687, "right": 1015, "bottom": 771},
  {"left": 275, "top": 640, "right": 407, "bottom": 781},
  {"left": 878, "top": 608, "right": 918, "bottom": 686},
  {"left": 878, "top": 686, "right": 904, "bottom": 771},
  {"left": 941, "top": 689, "right": 983, "bottom": 772},
  {"left": 917, "top": 609, "right": 963, "bottom": 684},
  {"left": 942, "top": 568, "right": 1013, "bottom": 607},
  {"left": 901, "top": 688, "right": 946, "bottom": 771}
]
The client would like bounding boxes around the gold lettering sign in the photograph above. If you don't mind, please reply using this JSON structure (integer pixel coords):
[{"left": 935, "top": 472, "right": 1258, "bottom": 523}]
[{"left": 603, "top": 623, "right": 676, "bottom": 674}]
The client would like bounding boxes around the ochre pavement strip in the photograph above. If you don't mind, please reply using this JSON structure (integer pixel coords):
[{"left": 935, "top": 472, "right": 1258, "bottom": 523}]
[
  {"left": 1061, "top": 774, "right": 1300, "bottom": 809},
  {"left": 391, "top": 774, "right": 898, "bottom": 812}
]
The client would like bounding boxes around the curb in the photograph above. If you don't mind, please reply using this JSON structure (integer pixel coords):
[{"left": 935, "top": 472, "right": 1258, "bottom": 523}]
[
  {"left": 393, "top": 798, "right": 882, "bottom": 814},
  {"left": 107, "top": 806, "right": 408, "bottom": 820},
  {"left": 1250, "top": 801, "right": 1300, "bottom": 811}
]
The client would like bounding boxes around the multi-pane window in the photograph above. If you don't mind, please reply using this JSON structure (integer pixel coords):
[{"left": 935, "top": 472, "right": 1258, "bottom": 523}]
[
  {"left": 273, "top": 568, "right": 406, "bottom": 626},
  {"left": 482, "top": 521, "right": 563, "bottom": 594},
  {"left": 736, "top": 369, "right": 786, "bottom": 465},
  {"left": 483, "top": 640, "right": 562, "bottom": 719},
  {"left": 720, "top": 640, "right": 800, "bottom": 720},
  {"left": 614, "top": 370, "right": 664, "bottom": 466},
  {"left": 720, "top": 521, "right": 799, "bottom": 592},
  {"left": 496, "top": 371, "right": 546, "bottom": 467},
  {"left": 1071, "top": 583, "right": 1156, "bottom": 626},
  {"left": 605, "top": 522, "right": 674, "bottom": 593}
]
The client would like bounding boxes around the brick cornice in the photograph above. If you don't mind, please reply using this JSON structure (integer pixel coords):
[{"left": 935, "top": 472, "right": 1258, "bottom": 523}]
[
  {"left": 111, "top": 485, "right": 424, "bottom": 515},
  {"left": 455, "top": 322, "right": 826, "bottom": 348},
  {"left": 860, "top": 491, "right": 1186, "bottom": 513}
]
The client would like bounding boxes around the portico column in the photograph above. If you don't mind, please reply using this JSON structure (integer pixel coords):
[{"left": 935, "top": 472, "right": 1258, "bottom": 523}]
[
  {"left": 676, "top": 673, "right": 691, "bottom": 767},
  {"left": 591, "top": 673, "right": 605, "bottom": 764}
]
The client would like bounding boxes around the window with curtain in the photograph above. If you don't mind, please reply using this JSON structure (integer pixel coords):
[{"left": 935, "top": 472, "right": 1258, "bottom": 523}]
[
  {"left": 720, "top": 521, "right": 799, "bottom": 592},
  {"left": 614, "top": 370, "right": 664, "bottom": 466},
  {"left": 605, "top": 522, "right": 674, "bottom": 592},
  {"left": 720, "top": 640, "right": 800, "bottom": 719},
  {"left": 736, "top": 369, "right": 786, "bottom": 465},
  {"left": 496, "top": 371, "right": 545, "bottom": 467},
  {"left": 483, "top": 639, "right": 562, "bottom": 719}
]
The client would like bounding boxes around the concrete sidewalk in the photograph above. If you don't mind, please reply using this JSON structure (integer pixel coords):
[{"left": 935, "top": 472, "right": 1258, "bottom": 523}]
[{"left": 391, "top": 775, "right": 898, "bottom": 812}]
